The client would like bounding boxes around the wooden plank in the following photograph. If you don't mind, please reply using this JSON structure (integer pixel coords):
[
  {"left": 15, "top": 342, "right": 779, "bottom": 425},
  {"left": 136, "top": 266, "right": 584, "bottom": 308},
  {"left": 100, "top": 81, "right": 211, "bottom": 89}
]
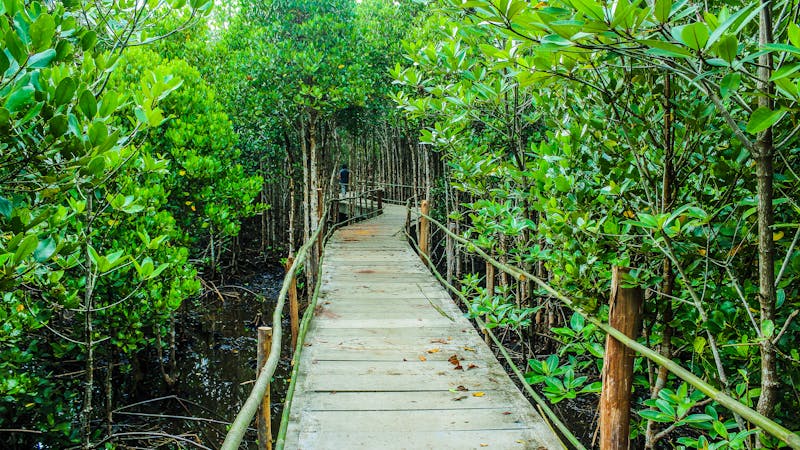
[
  {"left": 292, "top": 430, "right": 554, "bottom": 450},
  {"left": 291, "top": 409, "right": 533, "bottom": 432},
  {"left": 288, "top": 390, "right": 526, "bottom": 411}
]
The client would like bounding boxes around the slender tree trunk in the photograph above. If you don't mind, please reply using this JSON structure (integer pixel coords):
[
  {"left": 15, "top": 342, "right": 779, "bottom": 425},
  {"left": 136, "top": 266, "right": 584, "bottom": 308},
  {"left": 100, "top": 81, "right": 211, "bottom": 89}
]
[
  {"left": 646, "top": 72, "right": 676, "bottom": 449},
  {"left": 82, "top": 196, "right": 95, "bottom": 450},
  {"left": 756, "top": 0, "right": 778, "bottom": 418}
]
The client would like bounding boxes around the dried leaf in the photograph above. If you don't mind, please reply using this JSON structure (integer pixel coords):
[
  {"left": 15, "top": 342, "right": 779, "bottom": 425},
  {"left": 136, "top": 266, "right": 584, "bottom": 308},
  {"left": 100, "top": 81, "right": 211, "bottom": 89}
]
[
  {"left": 427, "top": 348, "right": 440, "bottom": 354},
  {"left": 452, "top": 395, "right": 467, "bottom": 401},
  {"left": 418, "top": 355, "right": 427, "bottom": 361},
  {"left": 472, "top": 392, "right": 485, "bottom": 397},
  {"left": 430, "top": 338, "right": 448, "bottom": 344},
  {"left": 480, "top": 444, "right": 489, "bottom": 447},
  {"left": 503, "top": 411, "right": 512, "bottom": 415},
  {"left": 448, "top": 354, "right": 460, "bottom": 365},
  {"left": 467, "top": 363, "right": 478, "bottom": 370},
  {"left": 463, "top": 346, "right": 476, "bottom": 352},
  {"left": 453, "top": 364, "right": 463, "bottom": 370},
  {"left": 456, "top": 385, "right": 468, "bottom": 391}
]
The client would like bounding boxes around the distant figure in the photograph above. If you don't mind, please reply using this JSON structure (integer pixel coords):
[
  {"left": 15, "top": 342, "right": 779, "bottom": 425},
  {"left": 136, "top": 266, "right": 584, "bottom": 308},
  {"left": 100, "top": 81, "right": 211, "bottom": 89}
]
[{"left": 339, "top": 164, "right": 350, "bottom": 196}]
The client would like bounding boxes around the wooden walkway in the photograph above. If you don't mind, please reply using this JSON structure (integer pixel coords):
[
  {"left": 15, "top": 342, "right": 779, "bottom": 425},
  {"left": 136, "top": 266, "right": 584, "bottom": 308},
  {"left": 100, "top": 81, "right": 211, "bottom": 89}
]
[{"left": 284, "top": 204, "right": 563, "bottom": 449}]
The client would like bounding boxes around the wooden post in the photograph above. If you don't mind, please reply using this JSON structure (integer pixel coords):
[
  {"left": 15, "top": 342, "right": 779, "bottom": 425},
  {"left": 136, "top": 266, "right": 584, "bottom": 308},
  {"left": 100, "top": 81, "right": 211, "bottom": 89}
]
[
  {"left": 419, "top": 200, "right": 430, "bottom": 261},
  {"left": 331, "top": 199, "right": 339, "bottom": 224},
  {"left": 286, "top": 256, "right": 299, "bottom": 351},
  {"left": 600, "top": 267, "right": 644, "bottom": 450},
  {"left": 377, "top": 189, "right": 383, "bottom": 211},
  {"left": 486, "top": 261, "right": 495, "bottom": 296},
  {"left": 316, "top": 188, "right": 324, "bottom": 258},
  {"left": 257, "top": 326, "right": 272, "bottom": 450},
  {"left": 446, "top": 222, "right": 455, "bottom": 286},
  {"left": 485, "top": 261, "right": 495, "bottom": 345},
  {"left": 405, "top": 199, "right": 412, "bottom": 237}
]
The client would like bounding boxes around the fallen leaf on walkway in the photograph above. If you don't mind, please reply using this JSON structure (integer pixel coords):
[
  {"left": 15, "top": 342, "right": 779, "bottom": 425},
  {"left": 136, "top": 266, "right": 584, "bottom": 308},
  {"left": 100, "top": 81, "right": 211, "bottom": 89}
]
[
  {"left": 448, "top": 354, "right": 460, "bottom": 365},
  {"left": 427, "top": 347, "right": 440, "bottom": 353},
  {"left": 467, "top": 363, "right": 478, "bottom": 370},
  {"left": 502, "top": 411, "right": 512, "bottom": 415},
  {"left": 480, "top": 444, "right": 489, "bottom": 447},
  {"left": 472, "top": 392, "right": 485, "bottom": 397},
  {"left": 456, "top": 385, "right": 468, "bottom": 391},
  {"left": 430, "top": 338, "right": 448, "bottom": 344},
  {"left": 463, "top": 346, "right": 476, "bottom": 352},
  {"left": 452, "top": 395, "right": 467, "bottom": 401},
  {"left": 418, "top": 355, "right": 427, "bottom": 361}
]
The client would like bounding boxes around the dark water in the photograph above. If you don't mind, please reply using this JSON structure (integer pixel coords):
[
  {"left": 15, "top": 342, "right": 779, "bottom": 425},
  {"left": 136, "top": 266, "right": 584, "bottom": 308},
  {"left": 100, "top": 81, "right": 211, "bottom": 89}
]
[{"left": 122, "top": 268, "right": 292, "bottom": 448}]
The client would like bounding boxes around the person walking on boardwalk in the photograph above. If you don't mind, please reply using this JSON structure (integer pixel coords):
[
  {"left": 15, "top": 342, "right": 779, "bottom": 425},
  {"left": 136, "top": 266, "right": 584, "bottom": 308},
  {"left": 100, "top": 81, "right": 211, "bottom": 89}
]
[{"left": 339, "top": 164, "right": 350, "bottom": 197}]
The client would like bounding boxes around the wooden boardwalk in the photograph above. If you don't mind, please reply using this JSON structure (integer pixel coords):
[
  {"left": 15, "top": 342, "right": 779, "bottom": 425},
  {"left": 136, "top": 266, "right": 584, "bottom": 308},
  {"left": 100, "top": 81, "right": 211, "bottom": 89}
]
[{"left": 284, "top": 204, "right": 563, "bottom": 449}]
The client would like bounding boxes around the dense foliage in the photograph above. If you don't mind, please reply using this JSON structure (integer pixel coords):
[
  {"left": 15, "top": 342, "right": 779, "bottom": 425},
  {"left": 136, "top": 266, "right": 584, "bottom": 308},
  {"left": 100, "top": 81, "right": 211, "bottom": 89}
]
[
  {"left": 0, "top": 0, "right": 265, "bottom": 447},
  {"left": 395, "top": 0, "right": 800, "bottom": 447}
]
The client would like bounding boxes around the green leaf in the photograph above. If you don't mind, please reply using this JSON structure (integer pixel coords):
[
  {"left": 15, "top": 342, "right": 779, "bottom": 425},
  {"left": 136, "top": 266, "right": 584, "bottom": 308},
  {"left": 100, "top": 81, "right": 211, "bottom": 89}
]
[
  {"left": 79, "top": 89, "right": 97, "bottom": 119},
  {"left": 81, "top": 30, "right": 97, "bottom": 51},
  {"left": 762, "top": 42, "right": 800, "bottom": 55},
  {"left": 639, "top": 409, "right": 673, "bottom": 422},
  {"left": 715, "top": 34, "right": 738, "bottom": 63},
  {"left": 27, "top": 49, "right": 56, "bottom": 69},
  {"left": 640, "top": 39, "right": 693, "bottom": 58},
  {"left": 693, "top": 336, "right": 706, "bottom": 353},
  {"left": 681, "top": 22, "right": 709, "bottom": 51},
  {"left": 14, "top": 234, "right": 38, "bottom": 264},
  {"left": 746, "top": 106, "right": 787, "bottom": 134},
  {"left": 654, "top": 0, "right": 671, "bottom": 22},
  {"left": 790, "top": 23, "right": 800, "bottom": 48},
  {"left": 761, "top": 319, "right": 774, "bottom": 338},
  {"left": 770, "top": 63, "right": 800, "bottom": 81},
  {"left": 0, "top": 107, "right": 9, "bottom": 126},
  {"left": 0, "top": 49, "right": 9, "bottom": 75},
  {"left": 48, "top": 114, "right": 68, "bottom": 137},
  {"left": 4, "top": 29, "right": 26, "bottom": 64},
  {"left": 54, "top": 77, "right": 76, "bottom": 107},
  {"left": 720, "top": 72, "right": 741, "bottom": 98},
  {"left": 33, "top": 237, "right": 56, "bottom": 262},
  {"left": 4, "top": 85, "right": 34, "bottom": 113},
  {"left": 29, "top": 13, "right": 55, "bottom": 51},
  {"left": 0, "top": 195, "right": 12, "bottom": 218}
]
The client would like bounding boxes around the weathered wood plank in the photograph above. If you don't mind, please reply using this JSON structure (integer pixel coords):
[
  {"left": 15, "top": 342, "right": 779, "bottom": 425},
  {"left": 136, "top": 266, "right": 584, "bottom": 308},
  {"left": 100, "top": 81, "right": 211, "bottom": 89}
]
[{"left": 294, "top": 430, "right": 552, "bottom": 450}]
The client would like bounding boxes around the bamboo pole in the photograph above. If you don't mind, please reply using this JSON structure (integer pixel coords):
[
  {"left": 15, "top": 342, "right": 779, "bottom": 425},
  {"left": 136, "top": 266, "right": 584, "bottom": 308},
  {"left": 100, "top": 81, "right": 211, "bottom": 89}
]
[
  {"left": 419, "top": 200, "right": 430, "bottom": 260},
  {"left": 257, "top": 327, "right": 273, "bottom": 450},
  {"left": 417, "top": 210, "right": 800, "bottom": 450},
  {"left": 600, "top": 268, "right": 643, "bottom": 450},
  {"left": 286, "top": 256, "right": 299, "bottom": 351}
]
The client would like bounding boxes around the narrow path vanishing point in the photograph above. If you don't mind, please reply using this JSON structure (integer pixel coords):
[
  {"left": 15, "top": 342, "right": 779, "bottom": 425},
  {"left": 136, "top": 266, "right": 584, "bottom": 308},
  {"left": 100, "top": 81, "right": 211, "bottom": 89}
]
[{"left": 283, "top": 204, "right": 564, "bottom": 449}]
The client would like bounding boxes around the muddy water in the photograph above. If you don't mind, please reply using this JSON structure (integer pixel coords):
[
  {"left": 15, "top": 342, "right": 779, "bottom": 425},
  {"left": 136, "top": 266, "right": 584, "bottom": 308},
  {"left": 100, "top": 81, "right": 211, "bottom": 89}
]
[{"left": 125, "top": 268, "right": 292, "bottom": 448}]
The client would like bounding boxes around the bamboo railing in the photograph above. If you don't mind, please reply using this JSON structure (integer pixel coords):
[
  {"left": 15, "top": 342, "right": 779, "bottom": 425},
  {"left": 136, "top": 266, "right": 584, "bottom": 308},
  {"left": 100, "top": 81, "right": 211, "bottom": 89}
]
[
  {"left": 220, "top": 188, "right": 383, "bottom": 450},
  {"left": 409, "top": 203, "right": 800, "bottom": 450}
]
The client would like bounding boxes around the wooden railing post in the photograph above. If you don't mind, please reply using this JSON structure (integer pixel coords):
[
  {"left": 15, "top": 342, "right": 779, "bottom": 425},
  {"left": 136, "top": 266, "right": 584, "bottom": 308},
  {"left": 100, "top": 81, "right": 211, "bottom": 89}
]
[
  {"left": 257, "top": 326, "right": 273, "bottom": 450},
  {"left": 419, "top": 200, "right": 430, "bottom": 261},
  {"left": 405, "top": 199, "right": 411, "bottom": 237},
  {"left": 316, "top": 188, "right": 323, "bottom": 258},
  {"left": 446, "top": 222, "right": 455, "bottom": 286},
  {"left": 485, "top": 261, "right": 495, "bottom": 296},
  {"left": 377, "top": 189, "right": 383, "bottom": 211},
  {"left": 600, "top": 267, "right": 643, "bottom": 450},
  {"left": 286, "top": 256, "right": 299, "bottom": 351}
]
